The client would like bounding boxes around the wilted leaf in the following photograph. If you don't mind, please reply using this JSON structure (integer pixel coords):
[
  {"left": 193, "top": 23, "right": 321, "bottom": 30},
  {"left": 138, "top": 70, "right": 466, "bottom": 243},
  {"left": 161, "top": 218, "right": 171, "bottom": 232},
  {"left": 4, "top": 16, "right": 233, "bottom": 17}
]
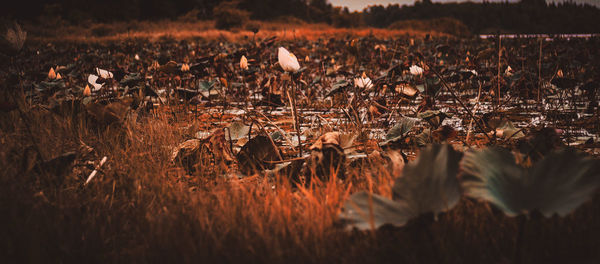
[
  {"left": 460, "top": 148, "right": 600, "bottom": 217},
  {"left": 208, "top": 129, "right": 236, "bottom": 164},
  {"left": 495, "top": 120, "right": 525, "bottom": 140},
  {"left": 551, "top": 77, "right": 578, "bottom": 89},
  {"left": 34, "top": 80, "right": 66, "bottom": 93},
  {"left": 394, "top": 82, "right": 419, "bottom": 98},
  {"left": 516, "top": 127, "right": 563, "bottom": 162},
  {"left": 270, "top": 131, "right": 282, "bottom": 141},
  {"left": 339, "top": 191, "right": 411, "bottom": 230},
  {"left": 414, "top": 129, "right": 432, "bottom": 147},
  {"left": 40, "top": 151, "right": 77, "bottom": 177},
  {"left": 432, "top": 125, "right": 457, "bottom": 142},
  {"left": 304, "top": 132, "right": 346, "bottom": 182},
  {"left": 392, "top": 144, "right": 463, "bottom": 217},
  {"left": 237, "top": 135, "right": 281, "bottom": 175},
  {"left": 326, "top": 80, "right": 351, "bottom": 97},
  {"left": 225, "top": 121, "right": 251, "bottom": 141},
  {"left": 418, "top": 110, "right": 450, "bottom": 128},
  {"left": 159, "top": 61, "right": 179, "bottom": 74},
  {"left": 85, "top": 98, "right": 132, "bottom": 126},
  {"left": 120, "top": 73, "right": 143, "bottom": 87},
  {"left": 340, "top": 144, "right": 462, "bottom": 230},
  {"left": 383, "top": 117, "right": 418, "bottom": 145},
  {"left": 171, "top": 139, "right": 203, "bottom": 173}
]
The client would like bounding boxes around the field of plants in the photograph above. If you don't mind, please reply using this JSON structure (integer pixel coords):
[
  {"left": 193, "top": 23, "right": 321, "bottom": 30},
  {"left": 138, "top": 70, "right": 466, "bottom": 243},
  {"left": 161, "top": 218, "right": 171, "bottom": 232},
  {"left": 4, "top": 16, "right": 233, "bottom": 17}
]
[{"left": 1, "top": 26, "right": 600, "bottom": 263}]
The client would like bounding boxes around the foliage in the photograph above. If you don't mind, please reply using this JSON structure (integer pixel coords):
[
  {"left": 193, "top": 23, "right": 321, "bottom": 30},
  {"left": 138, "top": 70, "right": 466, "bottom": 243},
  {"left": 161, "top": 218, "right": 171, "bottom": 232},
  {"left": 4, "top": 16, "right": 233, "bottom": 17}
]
[
  {"left": 389, "top": 17, "right": 470, "bottom": 37},
  {"left": 4, "top": 0, "right": 600, "bottom": 33},
  {"left": 364, "top": 0, "right": 600, "bottom": 34},
  {"left": 213, "top": 1, "right": 250, "bottom": 30},
  {"left": 1, "top": 22, "right": 27, "bottom": 54}
]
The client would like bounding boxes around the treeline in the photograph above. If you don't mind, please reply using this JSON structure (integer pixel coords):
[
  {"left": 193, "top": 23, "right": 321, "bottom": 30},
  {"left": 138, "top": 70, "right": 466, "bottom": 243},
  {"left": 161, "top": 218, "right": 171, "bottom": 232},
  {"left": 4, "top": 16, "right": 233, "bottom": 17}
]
[
  {"left": 363, "top": 0, "right": 600, "bottom": 34},
  {"left": 1, "top": 0, "right": 337, "bottom": 23},
  {"left": 2, "top": 0, "right": 600, "bottom": 34}
]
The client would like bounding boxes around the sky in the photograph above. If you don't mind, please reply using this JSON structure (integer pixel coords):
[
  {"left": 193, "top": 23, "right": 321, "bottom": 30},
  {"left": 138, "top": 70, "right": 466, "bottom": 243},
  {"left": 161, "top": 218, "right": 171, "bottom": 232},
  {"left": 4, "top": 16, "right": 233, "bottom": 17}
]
[{"left": 328, "top": 0, "right": 600, "bottom": 12}]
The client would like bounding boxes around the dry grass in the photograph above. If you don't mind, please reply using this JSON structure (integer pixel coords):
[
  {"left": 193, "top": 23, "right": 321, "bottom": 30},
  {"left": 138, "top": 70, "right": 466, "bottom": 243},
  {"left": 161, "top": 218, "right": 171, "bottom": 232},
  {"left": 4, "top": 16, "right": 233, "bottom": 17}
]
[
  {"left": 25, "top": 20, "right": 446, "bottom": 43},
  {"left": 1, "top": 89, "right": 599, "bottom": 262}
]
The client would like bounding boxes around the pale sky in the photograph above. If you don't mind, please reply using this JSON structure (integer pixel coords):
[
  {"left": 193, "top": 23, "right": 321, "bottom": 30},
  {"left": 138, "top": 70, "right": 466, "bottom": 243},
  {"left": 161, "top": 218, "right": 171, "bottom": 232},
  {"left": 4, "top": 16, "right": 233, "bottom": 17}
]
[{"left": 328, "top": 0, "right": 600, "bottom": 12}]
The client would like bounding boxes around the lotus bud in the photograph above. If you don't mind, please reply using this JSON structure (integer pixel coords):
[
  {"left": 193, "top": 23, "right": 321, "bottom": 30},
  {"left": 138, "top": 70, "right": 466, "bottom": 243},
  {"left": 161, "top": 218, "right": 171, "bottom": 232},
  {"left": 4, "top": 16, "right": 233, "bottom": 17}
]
[
  {"left": 149, "top": 60, "right": 160, "bottom": 71},
  {"left": 240, "top": 55, "right": 249, "bottom": 70},
  {"left": 83, "top": 85, "right": 91, "bottom": 96},
  {"left": 277, "top": 47, "right": 300, "bottom": 73},
  {"left": 48, "top": 67, "right": 56, "bottom": 80}
]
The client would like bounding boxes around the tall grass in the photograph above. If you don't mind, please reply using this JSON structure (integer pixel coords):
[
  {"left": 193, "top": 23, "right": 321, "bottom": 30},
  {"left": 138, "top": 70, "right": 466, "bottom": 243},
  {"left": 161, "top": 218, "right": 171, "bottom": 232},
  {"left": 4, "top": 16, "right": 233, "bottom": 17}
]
[{"left": 1, "top": 97, "right": 599, "bottom": 262}]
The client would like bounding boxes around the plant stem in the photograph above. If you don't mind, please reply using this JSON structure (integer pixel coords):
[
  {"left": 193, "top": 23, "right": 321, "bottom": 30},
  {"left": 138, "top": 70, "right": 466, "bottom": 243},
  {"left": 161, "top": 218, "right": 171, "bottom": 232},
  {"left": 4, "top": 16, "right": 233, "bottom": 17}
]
[
  {"left": 287, "top": 79, "right": 303, "bottom": 157},
  {"left": 538, "top": 38, "right": 543, "bottom": 105},
  {"left": 497, "top": 35, "right": 502, "bottom": 105},
  {"left": 428, "top": 65, "right": 493, "bottom": 142}
]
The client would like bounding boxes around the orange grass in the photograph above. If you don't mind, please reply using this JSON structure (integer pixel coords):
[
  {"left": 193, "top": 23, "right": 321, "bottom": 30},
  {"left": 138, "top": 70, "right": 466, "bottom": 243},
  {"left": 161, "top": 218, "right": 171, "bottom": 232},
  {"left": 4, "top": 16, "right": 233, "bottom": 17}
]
[
  {"left": 1, "top": 93, "right": 599, "bottom": 262},
  {"left": 25, "top": 20, "right": 447, "bottom": 43}
]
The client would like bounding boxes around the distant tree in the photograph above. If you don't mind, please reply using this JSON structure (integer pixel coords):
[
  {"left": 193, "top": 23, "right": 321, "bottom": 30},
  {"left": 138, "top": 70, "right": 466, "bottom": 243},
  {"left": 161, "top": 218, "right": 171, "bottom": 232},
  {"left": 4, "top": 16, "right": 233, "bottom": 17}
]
[
  {"left": 214, "top": 1, "right": 249, "bottom": 30},
  {"left": 1, "top": 0, "right": 599, "bottom": 34}
]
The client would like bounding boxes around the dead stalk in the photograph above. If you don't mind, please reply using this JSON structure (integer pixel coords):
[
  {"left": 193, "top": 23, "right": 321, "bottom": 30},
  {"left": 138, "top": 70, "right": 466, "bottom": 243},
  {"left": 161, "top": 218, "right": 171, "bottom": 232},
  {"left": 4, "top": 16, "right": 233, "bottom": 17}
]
[
  {"left": 85, "top": 156, "right": 108, "bottom": 185},
  {"left": 538, "top": 38, "right": 542, "bottom": 104},
  {"left": 466, "top": 81, "right": 483, "bottom": 144},
  {"left": 247, "top": 118, "right": 284, "bottom": 161},
  {"left": 497, "top": 35, "right": 501, "bottom": 106},
  {"left": 287, "top": 82, "right": 303, "bottom": 157},
  {"left": 428, "top": 64, "right": 493, "bottom": 142},
  {"left": 254, "top": 111, "right": 297, "bottom": 152}
]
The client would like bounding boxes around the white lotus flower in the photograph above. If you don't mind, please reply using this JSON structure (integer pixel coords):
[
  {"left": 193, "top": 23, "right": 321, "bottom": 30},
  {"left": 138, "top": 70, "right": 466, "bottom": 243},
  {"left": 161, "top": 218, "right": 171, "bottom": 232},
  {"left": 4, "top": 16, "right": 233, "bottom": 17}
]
[
  {"left": 354, "top": 72, "right": 372, "bottom": 89},
  {"left": 95, "top": 68, "right": 113, "bottom": 79},
  {"left": 278, "top": 47, "right": 300, "bottom": 72},
  {"left": 88, "top": 74, "right": 103, "bottom": 91},
  {"left": 134, "top": 54, "right": 140, "bottom": 61},
  {"left": 410, "top": 65, "right": 424, "bottom": 75},
  {"left": 505, "top": 66, "right": 513, "bottom": 76},
  {"left": 240, "top": 55, "right": 249, "bottom": 70}
]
